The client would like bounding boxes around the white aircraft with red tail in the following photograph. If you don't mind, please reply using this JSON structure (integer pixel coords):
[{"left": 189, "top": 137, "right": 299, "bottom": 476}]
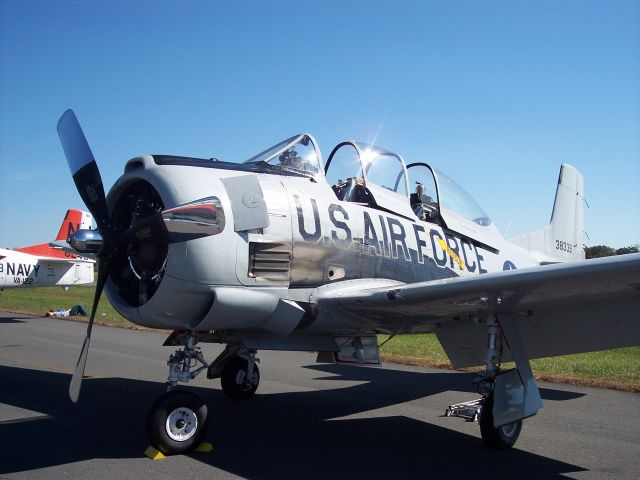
[
  {"left": 57, "top": 109, "right": 640, "bottom": 455},
  {"left": 0, "top": 209, "right": 94, "bottom": 289}
]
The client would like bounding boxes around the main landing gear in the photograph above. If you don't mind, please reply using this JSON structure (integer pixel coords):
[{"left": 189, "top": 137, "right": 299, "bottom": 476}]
[
  {"left": 445, "top": 395, "right": 523, "bottom": 449},
  {"left": 146, "top": 333, "right": 260, "bottom": 455},
  {"left": 445, "top": 316, "right": 537, "bottom": 449},
  {"left": 221, "top": 354, "right": 260, "bottom": 399}
]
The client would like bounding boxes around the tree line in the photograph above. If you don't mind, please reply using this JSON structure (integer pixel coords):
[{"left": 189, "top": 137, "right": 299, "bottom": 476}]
[{"left": 584, "top": 244, "right": 639, "bottom": 259}]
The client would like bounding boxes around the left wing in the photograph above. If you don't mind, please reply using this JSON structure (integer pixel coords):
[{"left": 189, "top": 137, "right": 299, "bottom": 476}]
[{"left": 316, "top": 253, "right": 640, "bottom": 368}]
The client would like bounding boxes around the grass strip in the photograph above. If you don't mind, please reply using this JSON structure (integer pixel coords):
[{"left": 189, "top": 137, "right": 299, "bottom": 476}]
[
  {"left": 0, "top": 284, "right": 136, "bottom": 328},
  {"left": 1, "top": 284, "right": 638, "bottom": 392},
  {"left": 379, "top": 335, "right": 640, "bottom": 392}
]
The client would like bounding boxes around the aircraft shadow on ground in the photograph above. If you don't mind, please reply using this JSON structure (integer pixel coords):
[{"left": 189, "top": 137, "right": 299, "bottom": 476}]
[{"left": 0, "top": 364, "right": 586, "bottom": 479}]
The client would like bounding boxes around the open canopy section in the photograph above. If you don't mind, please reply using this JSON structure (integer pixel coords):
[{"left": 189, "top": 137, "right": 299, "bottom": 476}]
[
  {"left": 406, "top": 163, "right": 502, "bottom": 248},
  {"left": 358, "top": 143, "right": 409, "bottom": 197},
  {"left": 433, "top": 168, "right": 503, "bottom": 248},
  {"left": 325, "top": 142, "right": 410, "bottom": 195},
  {"left": 244, "top": 134, "right": 323, "bottom": 177},
  {"left": 434, "top": 169, "right": 491, "bottom": 227},
  {"left": 325, "top": 141, "right": 416, "bottom": 219}
]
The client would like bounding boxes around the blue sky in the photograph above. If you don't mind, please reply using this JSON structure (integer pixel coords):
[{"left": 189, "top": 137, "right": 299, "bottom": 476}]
[{"left": 1, "top": 0, "right": 638, "bottom": 249}]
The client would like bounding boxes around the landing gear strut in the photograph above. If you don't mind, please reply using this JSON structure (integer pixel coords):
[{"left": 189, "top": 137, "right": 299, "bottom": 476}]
[{"left": 475, "top": 316, "right": 523, "bottom": 449}]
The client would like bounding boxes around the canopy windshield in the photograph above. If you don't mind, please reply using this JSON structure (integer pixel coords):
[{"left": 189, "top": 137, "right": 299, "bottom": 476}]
[
  {"left": 435, "top": 169, "right": 491, "bottom": 226},
  {"left": 244, "top": 134, "right": 322, "bottom": 177}
]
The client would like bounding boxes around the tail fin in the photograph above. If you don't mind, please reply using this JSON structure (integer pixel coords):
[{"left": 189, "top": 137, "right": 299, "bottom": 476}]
[
  {"left": 15, "top": 209, "right": 93, "bottom": 258},
  {"left": 55, "top": 209, "right": 93, "bottom": 241},
  {"left": 509, "top": 164, "right": 585, "bottom": 263}
]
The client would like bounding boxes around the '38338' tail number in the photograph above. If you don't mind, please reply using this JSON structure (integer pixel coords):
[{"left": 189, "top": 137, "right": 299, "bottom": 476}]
[{"left": 555, "top": 240, "right": 573, "bottom": 253}]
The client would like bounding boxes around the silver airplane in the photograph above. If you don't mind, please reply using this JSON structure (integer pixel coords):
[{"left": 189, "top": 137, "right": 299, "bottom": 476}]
[{"left": 57, "top": 109, "right": 640, "bottom": 455}]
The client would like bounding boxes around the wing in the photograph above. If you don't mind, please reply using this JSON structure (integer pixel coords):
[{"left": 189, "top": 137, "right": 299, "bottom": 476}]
[
  {"left": 317, "top": 253, "right": 640, "bottom": 368},
  {"left": 37, "top": 256, "right": 95, "bottom": 264},
  {"left": 48, "top": 241, "right": 96, "bottom": 262}
]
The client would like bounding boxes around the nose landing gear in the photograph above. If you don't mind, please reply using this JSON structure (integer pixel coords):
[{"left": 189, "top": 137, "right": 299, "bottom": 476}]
[{"left": 145, "top": 333, "right": 261, "bottom": 455}]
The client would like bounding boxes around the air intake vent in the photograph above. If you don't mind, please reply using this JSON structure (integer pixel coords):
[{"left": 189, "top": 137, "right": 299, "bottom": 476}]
[{"left": 249, "top": 242, "right": 291, "bottom": 281}]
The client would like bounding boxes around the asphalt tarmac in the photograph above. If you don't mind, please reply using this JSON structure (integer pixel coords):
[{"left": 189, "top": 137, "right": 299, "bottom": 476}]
[{"left": 1, "top": 312, "right": 638, "bottom": 479}]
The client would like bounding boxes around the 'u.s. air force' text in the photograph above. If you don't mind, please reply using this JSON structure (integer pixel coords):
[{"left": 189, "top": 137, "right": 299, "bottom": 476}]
[{"left": 294, "top": 195, "right": 487, "bottom": 272}]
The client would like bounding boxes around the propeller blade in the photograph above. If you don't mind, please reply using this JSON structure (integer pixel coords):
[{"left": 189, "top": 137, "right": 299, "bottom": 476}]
[
  {"left": 69, "top": 261, "right": 109, "bottom": 403},
  {"left": 114, "top": 196, "right": 224, "bottom": 248},
  {"left": 57, "top": 109, "right": 109, "bottom": 230},
  {"left": 69, "top": 333, "right": 91, "bottom": 403}
]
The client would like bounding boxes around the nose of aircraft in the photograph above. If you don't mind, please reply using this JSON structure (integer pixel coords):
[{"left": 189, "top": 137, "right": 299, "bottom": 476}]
[
  {"left": 57, "top": 109, "right": 230, "bottom": 401},
  {"left": 104, "top": 173, "right": 226, "bottom": 308}
]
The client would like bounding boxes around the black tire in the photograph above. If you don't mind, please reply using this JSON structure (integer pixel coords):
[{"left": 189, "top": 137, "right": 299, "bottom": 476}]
[
  {"left": 147, "top": 390, "right": 208, "bottom": 455},
  {"left": 480, "top": 394, "right": 522, "bottom": 449},
  {"left": 221, "top": 356, "right": 260, "bottom": 399}
]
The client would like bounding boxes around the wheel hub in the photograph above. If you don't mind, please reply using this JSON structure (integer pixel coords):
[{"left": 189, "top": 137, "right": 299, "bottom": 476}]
[
  {"left": 500, "top": 421, "right": 519, "bottom": 438},
  {"left": 235, "top": 368, "right": 258, "bottom": 391},
  {"left": 165, "top": 407, "right": 198, "bottom": 442}
]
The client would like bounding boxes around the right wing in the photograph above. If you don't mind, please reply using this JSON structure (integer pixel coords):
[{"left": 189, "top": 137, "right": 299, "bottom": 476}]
[{"left": 315, "top": 254, "right": 640, "bottom": 368}]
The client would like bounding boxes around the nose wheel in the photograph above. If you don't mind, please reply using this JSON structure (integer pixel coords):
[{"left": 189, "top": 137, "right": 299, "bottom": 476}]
[
  {"left": 147, "top": 390, "right": 208, "bottom": 455},
  {"left": 147, "top": 335, "right": 261, "bottom": 453}
]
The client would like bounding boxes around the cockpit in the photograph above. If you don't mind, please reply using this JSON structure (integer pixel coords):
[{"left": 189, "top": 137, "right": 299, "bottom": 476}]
[
  {"left": 324, "top": 141, "right": 416, "bottom": 219},
  {"left": 244, "top": 133, "right": 323, "bottom": 177},
  {"left": 244, "top": 134, "right": 496, "bottom": 243}
]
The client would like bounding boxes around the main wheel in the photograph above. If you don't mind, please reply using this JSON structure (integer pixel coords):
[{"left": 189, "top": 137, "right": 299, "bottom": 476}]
[
  {"left": 147, "top": 390, "right": 208, "bottom": 455},
  {"left": 479, "top": 394, "right": 522, "bottom": 449},
  {"left": 221, "top": 356, "right": 260, "bottom": 399}
]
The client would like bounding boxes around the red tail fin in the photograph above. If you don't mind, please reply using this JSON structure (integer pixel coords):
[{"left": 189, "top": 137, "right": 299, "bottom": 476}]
[
  {"left": 56, "top": 209, "right": 83, "bottom": 241},
  {"left": 15, "top": 209, "right": 92, "bottom": 258}
]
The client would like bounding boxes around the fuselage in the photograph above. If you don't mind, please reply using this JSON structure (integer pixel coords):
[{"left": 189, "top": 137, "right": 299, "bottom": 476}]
[{"left": 102, "top": 154, "right": 539, "bottom": 335}]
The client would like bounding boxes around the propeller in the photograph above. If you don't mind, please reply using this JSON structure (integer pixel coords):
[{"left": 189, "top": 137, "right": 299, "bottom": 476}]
[
  {"left": 58, "top": 110, "right": 112, "bottom": 403},
  {"left": 57, "top": 110, "right": 223, "bottom": 402}
]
